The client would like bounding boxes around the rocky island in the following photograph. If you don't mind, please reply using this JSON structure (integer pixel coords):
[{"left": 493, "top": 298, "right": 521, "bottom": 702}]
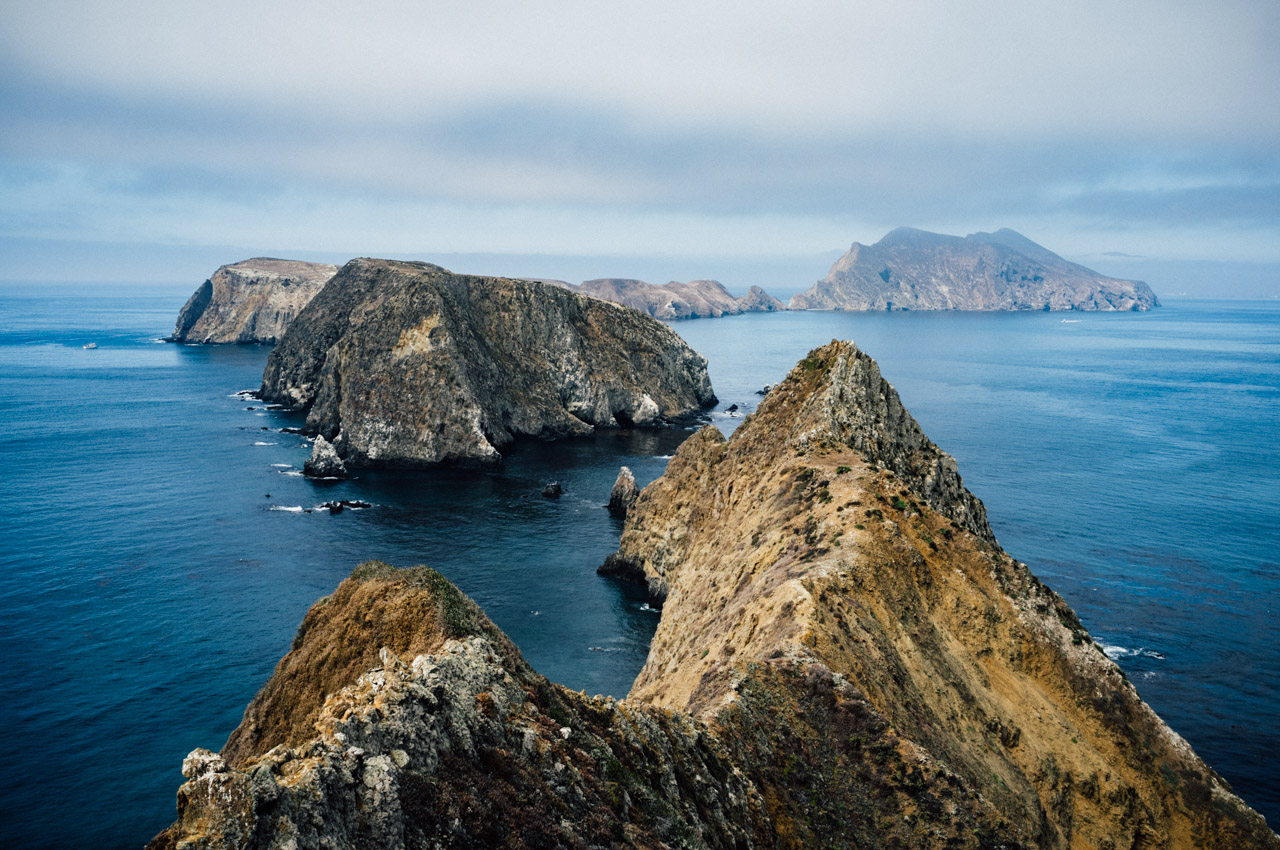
[
  {"left": 260, "top": 259, "right": 717, "bottom": 468},
  {"left": 151, "top": 342, "right": 1275, "bottom": 849},
  {"left": 790, "top": 228, "right": 1159, "bottom": 312},
  {"left": 169, "top": 258, "right": 338, "bottom": 344},
  {"left": 542, "top": 277, "right": 786, "bottom": 319}
]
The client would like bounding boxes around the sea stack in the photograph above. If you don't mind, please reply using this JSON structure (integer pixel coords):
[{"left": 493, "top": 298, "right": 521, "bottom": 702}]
[
  {"left": 260, "top": 259, "right": 716, "bottom": 468},
  {"left": 303, "top": 435, "right": 347, "bottom": 478},
  {"left": 790, "top": 227, "right": 1159, "bottom": 312},
  {"left": 150, "top": 343, "right": 1277, "bottom": 849},
  {"left": 169, "top": 258, "right": 338, "bottom": 344},
  {"left": 606, "top": 466, "right": 639, "bottom": 517}
]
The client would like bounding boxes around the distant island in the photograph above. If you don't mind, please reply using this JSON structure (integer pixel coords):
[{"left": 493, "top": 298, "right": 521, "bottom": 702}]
[
  {"left": 169, "top": 258, "right": 338, "bottom": 344},
  {"left": 790, "top": 227, "right": 1159, "bottom": 312},
  {"left": 540, "top": 278, "right": 786, "bottom": 319}
]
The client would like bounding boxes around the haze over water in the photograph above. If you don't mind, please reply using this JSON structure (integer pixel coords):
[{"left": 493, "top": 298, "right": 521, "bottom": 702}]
[{"left": 0, "top": 284, "right": 1276, "bottom": 848}]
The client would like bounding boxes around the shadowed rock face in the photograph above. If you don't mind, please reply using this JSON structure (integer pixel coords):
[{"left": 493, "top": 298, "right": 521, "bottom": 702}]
[
  {"left": 150, "top": 342, "right": 1277, "bottom": 850},
  {"left": 790, "top": 228, "right": 1159, "bottom": 312},
  {"left": 260, "top": 259, "right": 716, "bottom": 468},
  {"left": 169, "top": 258, "right": 338, "bottom": 343}
]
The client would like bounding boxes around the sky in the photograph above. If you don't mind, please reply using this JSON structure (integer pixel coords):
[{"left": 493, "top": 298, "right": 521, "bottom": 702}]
[{"left": 1, "top": 0, "right": 1278, "bottom": 295}]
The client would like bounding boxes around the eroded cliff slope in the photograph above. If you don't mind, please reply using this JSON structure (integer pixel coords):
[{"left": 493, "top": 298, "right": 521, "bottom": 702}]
[
  {"left": 260, "top": 259, "right": 716, "bottom": 467},
  {"left": 572, "top": 278, "right": 786, "bottom": 319},
  {"left": 790, "top": 228, "right": 1159, "bottom": 311},
  {"left": 169, "top": 258, "right": 338, "bottom": 343}
]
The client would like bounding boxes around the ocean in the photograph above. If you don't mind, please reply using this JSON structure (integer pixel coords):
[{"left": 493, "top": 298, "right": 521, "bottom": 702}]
[{"left": 0, "top": 284, "right": 1276, "bottom": 847}]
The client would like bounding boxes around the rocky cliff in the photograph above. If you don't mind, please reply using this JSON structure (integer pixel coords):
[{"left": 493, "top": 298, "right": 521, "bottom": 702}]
[
  {"left": 151, "top": 342, "right": 1276, "bottom": 849},
  {"left": 545, "top": 277, "right": 786, "bottom": 319},
  {"left": 790, "top": 228, "right": 1159, "bottom": 312},
  {"left": 169, "top": 258, "right": 338, "bottom": 343},
  {"left": 260, "top": 259, "right": 716, "bottom": 468}
]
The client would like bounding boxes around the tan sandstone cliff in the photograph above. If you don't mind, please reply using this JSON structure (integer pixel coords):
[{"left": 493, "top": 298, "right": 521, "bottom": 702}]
[
  {"left": 149, "top": 342, "right": 1275, "bottom": 849},
  {"left": 169, "top": 258, "right": 338, "bottom": 344}
]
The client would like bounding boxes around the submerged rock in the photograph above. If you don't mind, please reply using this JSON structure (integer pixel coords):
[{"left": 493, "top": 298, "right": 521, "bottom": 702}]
[
  {"left": 303, "top": 435, "right": 347, "bottom": 478},
  {"left": 150, "top": 343, "right": 1277, "bottom": 850},
  {"left": 606, "top": 466, "right": 638, "bottom": 517},
  {"left": 791, "top": 227, "right": 1159, "bottom": 312},
  {"left": 261, "top": 259, "right": 716, "bottom": 469},
  {"left": 168, "top": 258, "right": 338, "bottom": 344}
]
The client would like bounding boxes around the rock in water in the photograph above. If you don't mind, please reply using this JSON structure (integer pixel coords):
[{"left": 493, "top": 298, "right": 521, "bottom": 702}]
[
  {"left": 790, "top": 227, "right": 1159, "bottom": 312},
  {"left": 261, "top": 259, "right": 716, "bottom": 468},
  {"left": 303, "top": 435, "right": 347, "bottom": 478},
  {"left": 149, "top": 344, "right": 1278, "bottom": 850},
  {"left": 606, "top": 466, "right": 638, "bottom": 517},
  {"left": 540, "top": 481, "right": 562, "bottom": 498},
  {"left": 169, "top": 258, "right": 338, "bottom": 344}
]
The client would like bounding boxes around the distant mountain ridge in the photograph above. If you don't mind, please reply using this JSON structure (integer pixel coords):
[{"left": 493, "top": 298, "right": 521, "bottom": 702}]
[
  {"left": 790, "top": 227, "right": 1159, "bottom": 312},
  {"left": 539, "top": 277, "right": 786, "bottom": 319}
]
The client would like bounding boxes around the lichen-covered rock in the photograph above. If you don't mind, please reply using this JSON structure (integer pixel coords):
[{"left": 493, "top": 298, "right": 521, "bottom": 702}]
[
  {"left": 260, "top": 259, "right": 716, "bottom": 468},
  {"left": 607, "top": 466, "right": 639, "bottom": 517},
  {"left": 303, "top": 435, "right": 347, "bottom": 478},
  {"left": 169, "top": 258, "right": 337, "bottom": 343},
  {"left": 790, "top": 228, "right": 1159, "bottom": 312}
]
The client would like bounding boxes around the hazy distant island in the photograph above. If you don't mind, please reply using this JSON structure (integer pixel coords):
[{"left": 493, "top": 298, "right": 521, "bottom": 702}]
[
  {"left": 168, "top": 258, "right": 338, "bottom": 344},
  {"left": 539, "top": 277, "right": 786, "bottom": 319},
  {"left": 790, "top": 227, "right": 1160, "bottom": 312},
  {"left": 260, "top": 259, "right": 716, "bottom": 469},
  {"left": 151, "top": 341, "right": 1275, "bottom": 849}
]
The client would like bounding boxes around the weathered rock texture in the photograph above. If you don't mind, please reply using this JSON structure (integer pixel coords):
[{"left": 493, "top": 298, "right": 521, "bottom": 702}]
[
  {"left": 547, "top": 278, "right": 786, "bottom": 319},
  {"left": 169, "top": 258, "right": 338, "bottom": 343},
  {"left": 607, "top": 466, "right": 639, "bottom": 517},
  {"left": 303, "top": 435, "right": 347, "bottom": 478},
  {"left": 260, "top": 259, "right": 716, "bottom": 468},
  {"left": 151, "top": 342, "right": 1277, "bottom": 849},
  {"left": 790, "top": 228, "right": 1159, "bottom": 312}
]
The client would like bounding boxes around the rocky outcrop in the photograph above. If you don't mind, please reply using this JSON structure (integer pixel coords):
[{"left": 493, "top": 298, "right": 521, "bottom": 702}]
[
  {"left": 169, "top": 258, "right": 338, "bottom": 343},
  {"left": 303, "top": 435, "right": 347, "bottom": 478},
  {"left": 790, "top": 228, "right": 1159, "bottom": 312},
  {"left": 553, "top": 278, "right": 786, "bottom": 319},
  {"left": 149, "top": 342, "right": 1276, "bottom": 849},
  {"left": 607, "top": 466, "right": 639, "bottom": 517},
  {"left": 260, "top": 259, "right": 716, "bottom": 468}
]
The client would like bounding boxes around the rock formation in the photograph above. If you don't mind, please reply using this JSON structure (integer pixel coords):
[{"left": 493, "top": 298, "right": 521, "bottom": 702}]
[
  {"left": 303, "top": 435, "right": 347, "bottom": 478},
  {"left": 169, "top": 258, "right": 338, "bottom": 344},
  {"left": 607, "top": 466, "right": 639, "bottom": 517},
  {"left": 790, "top": 228, "right": 1159, "bottom": 311},
  {"left": 542, "top": 277, "right": 786, "bottom": 319},
  {"left": 260, "top": 259, "right": 716, "bottom": 468},
  {"left": 151, "top": 342, "right": 1277, "bottom": 849}
]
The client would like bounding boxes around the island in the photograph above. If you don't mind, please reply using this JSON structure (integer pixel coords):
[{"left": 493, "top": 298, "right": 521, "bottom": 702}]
[
  {"left": 169, "top": 258, "right": 338, "bottom": 344},
  {"left": 790, "top": 227, "right": 1159, "bottom": 312}
]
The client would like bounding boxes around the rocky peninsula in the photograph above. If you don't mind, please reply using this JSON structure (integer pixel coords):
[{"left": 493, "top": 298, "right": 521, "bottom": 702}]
[
  {"left": 169, "top": 258, "right": 338, "bottom": 343},
  {"left": 260, "top": 259, "right": 716, "bottom": 468},
  {"left": 543, "top": 277, "right": 786, "bottom": 319},
  {"left": 151, "top": 342, "right": 1275, "bottom": 849},
  {"left": 790, "top": 228, "right": 1159, "bottom": 312}
]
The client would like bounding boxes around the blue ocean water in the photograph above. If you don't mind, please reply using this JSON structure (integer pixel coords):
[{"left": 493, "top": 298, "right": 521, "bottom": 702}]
[{"left": 0, "top": 285, "right": 1276, "bottom": 847}]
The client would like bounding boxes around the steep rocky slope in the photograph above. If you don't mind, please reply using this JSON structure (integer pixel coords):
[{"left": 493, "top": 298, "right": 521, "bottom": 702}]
[
  {"left": 790, "top": 228, "right": 1159, "bottom": 311},
  {"left": 547, "top": 277, "right": 786, "bottom": 319},
  {"left": 151, "top": 342, "right": 1275, "bottom": 849},
  {"left": 169, "top": 258, "right": 337, "bottom": 343},
  {"left": 260, "top": 259, "right": 716, "bottom": 467}
]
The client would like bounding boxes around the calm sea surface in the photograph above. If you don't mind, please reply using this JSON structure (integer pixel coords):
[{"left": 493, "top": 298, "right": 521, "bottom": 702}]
[{"left": 1, "top": 284, "right": 1276, "bottom": 847}]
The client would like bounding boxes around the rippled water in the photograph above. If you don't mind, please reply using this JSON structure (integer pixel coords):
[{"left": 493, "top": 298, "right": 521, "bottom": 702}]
[{"left": 1, "top": 284, "right": 1276, "bottom": 847}]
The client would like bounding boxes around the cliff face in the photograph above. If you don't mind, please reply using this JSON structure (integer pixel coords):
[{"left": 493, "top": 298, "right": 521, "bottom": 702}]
[
  {"left": 169, "top": 258, "right": 338, "bottom": 343},
  {"left": 607, "top": 341, "right": 1272, "bottom": 849},
  {"left": 260, "top": 259, "right": 716, "bottom": 468},
  {"left": 569, "top": 278, "right": 786, "bottom": 319},
  {"left": 790, "top": 228, "right": 1159, "bottom": 312}
]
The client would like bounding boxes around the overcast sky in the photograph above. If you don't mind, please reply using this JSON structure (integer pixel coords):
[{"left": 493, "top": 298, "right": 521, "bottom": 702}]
[{"left": 2, "top": 0, "right": 1277, "bottom": 290}]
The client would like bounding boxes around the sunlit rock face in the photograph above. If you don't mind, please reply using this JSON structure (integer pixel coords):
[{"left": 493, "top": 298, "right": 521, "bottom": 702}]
[{"left": 169, "top": 258, "right": 338, "bottom": 344}]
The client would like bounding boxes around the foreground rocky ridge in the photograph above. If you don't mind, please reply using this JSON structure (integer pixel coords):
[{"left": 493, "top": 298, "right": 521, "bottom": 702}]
[
  {"left": 260, "top": 259, "right": 716, "bottom": 468},
  {"left": 169, "top": 258, "right": 338, "bottom": 344},
  {"left": 790, "top": 228, "right": 1159, "bottom": 312},
  {"left": 542, "top": 277, "right": 786, "bottom": 319},
  {"left": 151, "top": 343, "right": 1275, "bottom": 849}
]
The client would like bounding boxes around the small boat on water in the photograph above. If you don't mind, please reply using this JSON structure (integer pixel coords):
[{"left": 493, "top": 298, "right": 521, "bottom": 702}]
[{"left": 83, "top": 343, "right": 97, "bottom": 349}]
